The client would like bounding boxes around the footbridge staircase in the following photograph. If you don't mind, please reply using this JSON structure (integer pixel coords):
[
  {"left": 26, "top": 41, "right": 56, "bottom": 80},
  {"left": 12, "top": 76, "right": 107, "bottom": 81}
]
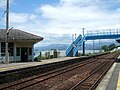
[{"left": 66, "top": 30, "right": 120, "bottom": 56}]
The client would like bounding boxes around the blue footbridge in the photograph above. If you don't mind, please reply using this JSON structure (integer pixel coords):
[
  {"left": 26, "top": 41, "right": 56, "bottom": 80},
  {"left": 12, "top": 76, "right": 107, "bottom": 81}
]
[{"left": 66, "top": 29, "right": 120, "bottom": 57}]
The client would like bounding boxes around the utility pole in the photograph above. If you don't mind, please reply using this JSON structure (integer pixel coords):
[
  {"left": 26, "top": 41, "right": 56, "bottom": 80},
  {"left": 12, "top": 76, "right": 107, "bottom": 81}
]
[
  {"left": 82, "top": 28, "right": 85, "bottom": 56},
  {"left": 5, "top": 0, "right": 9, "bottom": 64},
  {"left": 93, "top": 40, "right": 95, "bottom": 53},
  {"left": 99, "top": 39, "right": 101, "bottom": 52}
]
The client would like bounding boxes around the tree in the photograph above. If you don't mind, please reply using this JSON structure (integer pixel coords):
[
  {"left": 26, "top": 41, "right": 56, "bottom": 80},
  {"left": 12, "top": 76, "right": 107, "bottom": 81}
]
[
  {"left": 101, "top": 45, "right": 109, "bottom": 52},
  {"left": 109, "top": 43, "right": 116, "bottom": 51}
]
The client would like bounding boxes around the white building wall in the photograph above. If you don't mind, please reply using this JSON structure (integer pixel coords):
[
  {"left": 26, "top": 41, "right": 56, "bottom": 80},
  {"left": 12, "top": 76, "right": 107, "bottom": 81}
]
[
  {"left": 0, "top": 42, "right": 1, "bottom": 57},
  {"left": 16, "top": 56, "right": 21, "bottom": 61},
  {"left": 32, "top": 44, "right": 34, "bottom": 62},
  {"left": 14, "top": 44, "right": 16, "bottom": 62},
  {"left": 17, "top": 47, "right": 21, "bottom": 61},
  {"left": 0, "top": 42, "right": 2, "bottom": 63},
  {"left": 0, "top": 41, "right": 35, "bottom": 63},
  {"left": 28, "top": 55, "right": 32, "bottom": 61},
  {"left": 15, "top": 42, "right": 33, "bottom": 62}
]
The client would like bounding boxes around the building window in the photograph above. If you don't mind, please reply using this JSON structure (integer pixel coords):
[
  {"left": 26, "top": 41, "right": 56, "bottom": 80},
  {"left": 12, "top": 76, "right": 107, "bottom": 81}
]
[
  {"left": 1, "top": 42, "right": 5, "bottom": 56},
  {"left": 8, "top": 42, "right": 13, "bottom": 48},
  {"left": 1, "top": 42, "right": 14, "bottom": 56},
  {"left": 1, "top": 42, "right": 5, "bottom": 47},
  {"left": 17, "top": 47, "right": 20, "bottom": 56},
  {"left": 29, "top": 48, "right": 32, "bottom": 55}
]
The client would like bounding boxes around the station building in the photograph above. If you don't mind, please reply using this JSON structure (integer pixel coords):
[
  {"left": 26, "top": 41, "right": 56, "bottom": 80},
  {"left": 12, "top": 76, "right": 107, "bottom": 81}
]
[{"left": 0, "top": 29, "right": 43, "bottom": 62}]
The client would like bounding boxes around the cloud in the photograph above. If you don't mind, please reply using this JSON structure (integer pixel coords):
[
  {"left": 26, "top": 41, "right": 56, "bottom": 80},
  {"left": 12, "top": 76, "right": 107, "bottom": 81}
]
[
  {"left": 9, "top": 12, "right": 29, "bottom": 23},
  {"left": 8, "top": 0, "right": 120, "bottom": 33},
  {"left": 29, "top": 14, "right": 37, "bottom": 20},
  {"left": 0, "top": 0, "right": 6, "bottom": 8},
  {"left": 0, "top": 0, "right": 14, "bottom": 9},
  {"left": 36, "top": 0, "right": 120, "bottom": 45},
  {"left": 37, "top": 0, "right": 120, "bottom": 34},
  {"left": 2, "top": 0, "right": 120, "bottom": 46},
  {"left": 37, "top": 34, "right": 72, "bottom": 46},
  {"left": 9, "top": 12, "right": 37, "bottom": 24}
]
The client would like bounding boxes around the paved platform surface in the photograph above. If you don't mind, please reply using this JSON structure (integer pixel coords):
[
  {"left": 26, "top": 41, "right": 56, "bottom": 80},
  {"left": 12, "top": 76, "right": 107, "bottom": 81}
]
[
  {"left": 96, "top": 62, "right": 120, "bottom": 90},
  {"left": 0, "top": 57, "right": 79, "bottom": 73}
]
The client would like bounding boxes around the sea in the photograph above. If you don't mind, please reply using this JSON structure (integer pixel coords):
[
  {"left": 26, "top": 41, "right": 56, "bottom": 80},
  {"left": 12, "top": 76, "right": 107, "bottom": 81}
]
[{"left": 34, "top": 50, "right": 100, "bottom": 58}]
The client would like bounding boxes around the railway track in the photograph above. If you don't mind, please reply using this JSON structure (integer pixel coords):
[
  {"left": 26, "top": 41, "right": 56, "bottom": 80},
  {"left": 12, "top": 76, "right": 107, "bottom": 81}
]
[
  {"left": 69, "top": 52, "right": 119, "bottom": 90},
  {"left": 0, "top": 59, "right": 98, "bottom": 90},
  {"left": 69, "top": 59, "right": 114, "bottom": 90},
  {"left": 0, "top": 52, "right": 119, "bottom": 90}
]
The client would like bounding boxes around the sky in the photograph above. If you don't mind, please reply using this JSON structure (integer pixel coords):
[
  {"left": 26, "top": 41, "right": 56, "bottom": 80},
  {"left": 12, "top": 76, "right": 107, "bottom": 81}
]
[{"left": 0, "top": 0, "right": 120, "bottom": 46}]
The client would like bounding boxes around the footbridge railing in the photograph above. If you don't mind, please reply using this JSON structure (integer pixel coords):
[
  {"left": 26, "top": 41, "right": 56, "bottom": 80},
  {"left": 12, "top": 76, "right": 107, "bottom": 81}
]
[
  {"left": 66, "top": 29, "right": 120, "bottom": 57},
  {"left": 66, "top": 35, "right": 82, "bottom": 56},
  {"left": 86, "top": 29, "right": 120, "bottom": 36}
]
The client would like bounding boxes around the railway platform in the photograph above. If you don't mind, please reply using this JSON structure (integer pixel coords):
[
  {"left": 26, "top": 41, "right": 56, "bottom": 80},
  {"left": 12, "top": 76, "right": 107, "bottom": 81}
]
[
  {"left": 96, "top": 61, "right": 120, "bottom": 90},
  {"left": 0, "top": 54, "right": 120, "bottom": 90},
  {"left": 0, "top": 57, "right": 80, "bottom": 73}
]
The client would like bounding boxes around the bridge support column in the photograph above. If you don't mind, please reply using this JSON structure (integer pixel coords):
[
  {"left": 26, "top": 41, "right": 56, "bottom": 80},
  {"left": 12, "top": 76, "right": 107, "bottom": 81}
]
[
  {"left": 82, "top": 28, "right": 85, "bottom": 56},
  {"left": 82, "top": 41, "right": 85, "bottom": 56}
]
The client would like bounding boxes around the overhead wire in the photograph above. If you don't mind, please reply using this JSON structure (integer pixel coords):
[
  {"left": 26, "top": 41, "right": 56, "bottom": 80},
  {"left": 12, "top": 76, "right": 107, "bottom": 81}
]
[{"left": 0, "top": 11, "right": 6, "bottom": 22}]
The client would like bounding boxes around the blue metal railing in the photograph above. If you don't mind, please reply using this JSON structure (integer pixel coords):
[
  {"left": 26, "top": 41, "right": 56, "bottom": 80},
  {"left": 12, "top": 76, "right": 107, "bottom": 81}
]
[
  {"left": 66, "top": 35, "right": 82, "bottom": 56},
  {"left": 86, "top": 29, "right": 120, "bottom": 36},
  {"left": 73, "top": 36, "right": 86, "bottom": 56},
  {"left": 66, "top": 29, "right": 120, "bottom": 57}
]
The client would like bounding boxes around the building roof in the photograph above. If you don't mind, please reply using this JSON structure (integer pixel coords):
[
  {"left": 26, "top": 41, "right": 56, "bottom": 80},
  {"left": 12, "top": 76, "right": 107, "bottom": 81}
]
[{"left": 0, "top": 29, "right": 44, "bottom": 43}]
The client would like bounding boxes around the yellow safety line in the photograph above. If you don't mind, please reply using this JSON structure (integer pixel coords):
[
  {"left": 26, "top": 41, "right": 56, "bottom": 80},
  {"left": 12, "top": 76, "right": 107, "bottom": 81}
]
[{"left": 117, "top": 72, "right": 120, "bottom": 90}]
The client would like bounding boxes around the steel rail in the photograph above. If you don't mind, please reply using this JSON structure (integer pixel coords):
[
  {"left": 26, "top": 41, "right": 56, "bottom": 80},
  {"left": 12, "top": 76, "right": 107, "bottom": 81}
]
[
  {"left": 0, "top": 59, "right": 96, "bottom": 90},
  {"left": 17, "top": 59, "right": 97, "bottom": 90},
  {"left": 69, "top": 60, "right": 112, "bottom": 90},
  {"left": 89, "top": 61, "right": 114, "bottom": 90}
]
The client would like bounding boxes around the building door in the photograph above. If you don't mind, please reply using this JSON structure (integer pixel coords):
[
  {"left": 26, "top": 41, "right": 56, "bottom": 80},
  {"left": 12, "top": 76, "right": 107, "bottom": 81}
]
[{"left": 21, "top": 48, "right": 28, "bottom": 62}]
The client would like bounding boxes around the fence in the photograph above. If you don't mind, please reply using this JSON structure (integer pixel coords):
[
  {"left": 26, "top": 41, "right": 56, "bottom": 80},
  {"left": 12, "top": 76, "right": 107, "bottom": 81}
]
[{"left": 34, "top": 50, "right": 66, "bottom": 59}]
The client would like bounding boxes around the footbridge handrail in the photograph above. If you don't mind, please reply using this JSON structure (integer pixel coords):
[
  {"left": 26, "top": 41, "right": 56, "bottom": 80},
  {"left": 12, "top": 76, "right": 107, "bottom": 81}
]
[
  {"left": 66, "top": 29, "right": 120, "bottom": 57},
  {"left": 66, "top": 35, "right": 82, "bottom": 56},
  {"left": 73, "top": 35, "right": 86, "bottom": 56},
  {"left": 86, "top": 29, "right": 120, "bottom": 36}
]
